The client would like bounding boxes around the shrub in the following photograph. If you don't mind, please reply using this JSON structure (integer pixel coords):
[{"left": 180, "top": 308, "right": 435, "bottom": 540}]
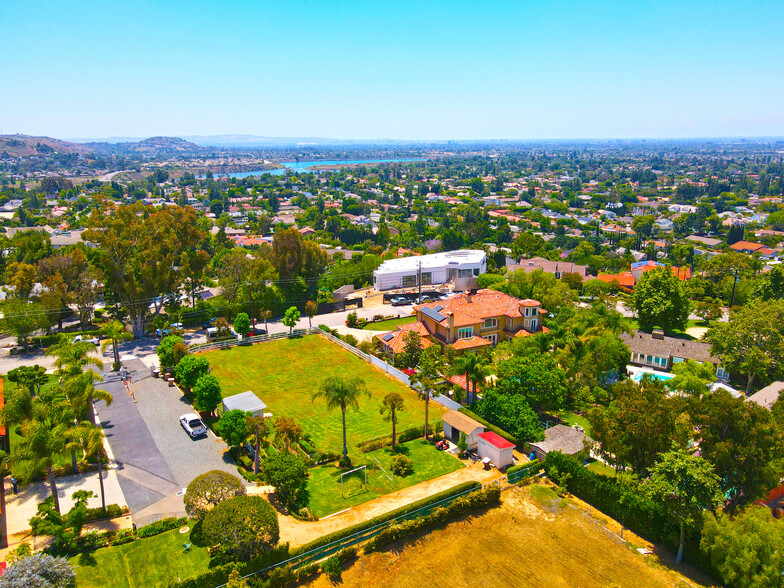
[
  {"left": 365, "top": 486, "right": 501, "bottom": 551},
  {"left": 175, "top": 354, "right": 210, "bottom": 390},
  {"left": 184, "top": 470, "right": 246, "bottom": 520},
  {"left": 110, "top": 528, "right": 136, "bottom": 546},
  {"left": 202, "top": 496, "right": 279, "bottom": 563},
  {"left": 342, "top": 333, "right": 359, "bottom": 347},
  {"left": 0, "top": 553, "right": 76, "bottom": 588},
  {"left": 156, "top": 335, "right": 185, "bottom": 369},
  {"left": 4, "top": 543, "right": 31, "bottom": 564},
  {"left": 345, "top": 311, "right": 360, "bottom": 328},
  {"left": 136, "top": 517, "right": 188, "bottom": 538},
  {"left": 391, "top": 454, "right": 413, "bottom": 477},
  {"left": 321, "top": 555, "right": 342, "bottom": 579},
  {"left": 506, "top": 460, "right": 543, "bottom": 481},
  {"left": 216, "top": 410, "right": 251, "bottom": 448},
  {"left": 338, "top": 455, "right": 352, "bottom": 469}
]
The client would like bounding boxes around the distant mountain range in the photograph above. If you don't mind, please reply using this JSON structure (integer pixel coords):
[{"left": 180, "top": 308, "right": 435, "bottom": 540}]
[{"left": 69, "top": 134, "right": 404, "bottom": 147}]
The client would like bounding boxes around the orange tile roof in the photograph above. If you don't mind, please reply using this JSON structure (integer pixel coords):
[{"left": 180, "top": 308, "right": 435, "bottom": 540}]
[
  {"left": 730, "top": 241, "right": 764, "bottom": 252},
  {"left": 447, "top": 373, "right": 482, "bottom": 392},
  {"left": 375, "top": 321, "right": 434, "bottom": 354},
  {"left": 414, "top": 289, "right": 540, "bottom": 328},
  {"left": 596, "top": 272, "right": 635, "bottom": 288},
  {"left": 515, "top": 325, "right": 550, "bottom": 338},
  {"left": 452, "top": 336, "right": 493, "bottom": 350}
]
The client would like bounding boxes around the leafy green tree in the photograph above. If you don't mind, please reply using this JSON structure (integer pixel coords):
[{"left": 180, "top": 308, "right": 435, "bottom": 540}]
[
  {"left": 668, "top": 360, "right": 715, "bottom": 397},
  {"left": 174, "top": 354, "right": 211, "bottom": 390},
  {"left": 282, "top": 306, "right": 301, "bottom": 334},
  {"left": 84, "top": 202, "right": 206, "bottom": 338},
  {"left": 706, "top": 300, "right": 784, "bottom": 393},
  {"left": 216, "top": 409, "right": 251, "bottom": 448},
  {"left": 184, "top": 470, "right": 246, "bottom": 520},
  {"left": 202, "top": 496, "right": 279, "bottom": 562},
  {"left": 6, "top": 365, "right": 48, "bottom": 397},
  {"left": 695, "top": 390, "right": 783, "bottom": 508},
  {"left": 496, "top": 268, "right": 576, "bottom": 313},
  {"left": 588, "top": 379, "right": 688, "bottom": 474},
  {"left": 701, "top": 506, "right": 784, "bottom": 588},
  {"left": 312, "top": 376, "right": 369, "bottom": 458},
  {"left": 631, "top": 215, "right": 655, "bottom": 238},
  {"left": 304, "top": 300, "right": 318, "bottom": 329},
  {"left": 644, "top": 449, "right": 723, "bottom": 563},
  {"left": 379, "top": 392, "right": 405, "bottom": 450},
  {"left": 272, "top": 416, "right": 303, "bottom": 453},
  {"left": 233, "top": 312, "right": 250, "bottom": 337},
  {"left": 192, "top": 374, "right": 222, "bottom": 414},
  {"left": 0, "top": 299, "right": 48, "bottom": 348},
  {"left": 495, "top": 355, "right": 567, "bottom": 413},
  {"left": 261, "top": 453, "right": 309, "bottom": 511},
  {"left": 632, "top": 266, "right": 690, "bottom": 333},
  {"left": 474, "top": 389, "right": 542, "bottom": 444},
  {"left": 156, "top": 335, "right": 185, "bottom": 369},
  {"left": 30, "top": 490, "right": 95, "bottom": 548},
  {"left": 398, "top": 330, "right": 423, "bottom": 369}
]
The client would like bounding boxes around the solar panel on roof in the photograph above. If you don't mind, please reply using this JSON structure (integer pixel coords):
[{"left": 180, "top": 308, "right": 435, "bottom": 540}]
[
  {"left": 421, "top": 306, "right": 446, "bottom": 322},
  {"left": 382, "top": 332, "right": 395, "bottom": 341},
  {"left": 433, "top": 304, "right": 444, "bottom": 312}
]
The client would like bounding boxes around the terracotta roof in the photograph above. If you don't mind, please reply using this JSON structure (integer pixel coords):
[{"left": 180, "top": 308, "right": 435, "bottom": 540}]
[
  {"left": 447, "top": 374, "right": 481, "bottom": 392},
  {"left": 375, "top": 322, "right": 434, "bottom": 354},
  {"left": 515, "top": 325, "right": 550, "bottom": 338},
  {"left": 478, "top": 431, "right": 515, "bottom": 450},
  {"left": 596, "top": 272, "right": 635, "bottom": 288},
  {"left": 452, "top": 336, "right": 493, "bottom": 350},
  {"left": 442, "top": 410, "right": 485, "bottom": 435},
  {"left": 414, "top": 289, "right": 540, "bottom": 328},
  {"left": 730, "top": 241, "right": 764, "bottom": 252}
]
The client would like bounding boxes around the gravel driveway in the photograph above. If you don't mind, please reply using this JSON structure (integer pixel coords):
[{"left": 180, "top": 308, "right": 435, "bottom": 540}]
[{"left": 132, "top": 373, "right": 238, "bottom": 488}]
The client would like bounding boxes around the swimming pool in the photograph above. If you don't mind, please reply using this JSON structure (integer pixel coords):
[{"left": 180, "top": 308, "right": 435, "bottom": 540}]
[{"left": 632, "top": 371, "right": 675, "bottom": 383}]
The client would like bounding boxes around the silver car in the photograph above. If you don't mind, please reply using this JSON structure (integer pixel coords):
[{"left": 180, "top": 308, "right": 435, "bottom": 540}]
[{"left": 179, "top": 413, "right": 208, "bottom": 438}]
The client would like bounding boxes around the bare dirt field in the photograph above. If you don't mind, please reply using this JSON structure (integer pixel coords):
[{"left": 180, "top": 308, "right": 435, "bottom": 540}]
[{"left": 303, "top": 481, "right": 718, "bottom": 588}]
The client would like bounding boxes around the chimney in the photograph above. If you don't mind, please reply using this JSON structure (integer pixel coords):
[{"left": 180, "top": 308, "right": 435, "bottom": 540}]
[
  {"left": 465, "top": 292, "right": 472, "bottom": 304},
  {"left": 652, "top": 329, "right": 665, "bottom": 340}
]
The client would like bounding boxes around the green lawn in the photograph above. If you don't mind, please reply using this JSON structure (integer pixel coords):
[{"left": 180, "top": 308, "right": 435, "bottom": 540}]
[
  {"left": 205, "top": 335, "right": 446, "bottom": 454},
  {"left": 627, "top": 318, "right": 709, "bottom": 339},
  {"left": 360, "top": 316, "right": 417, "bottom": 330},
  {"left": 306, "top": 439, "right": 463, "bottom": 517},
  {"left": 559, "top": 412, "right": 592, "bottom": 438},
  {"left": 586, "top": 459, "right": 617, "bottom": 478},
  {"left": 70, "top": 524, "right": 209, "bottom": 588}
]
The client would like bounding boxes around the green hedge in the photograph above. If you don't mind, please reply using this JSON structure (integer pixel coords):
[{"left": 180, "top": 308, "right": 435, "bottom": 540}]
[
  {"left": 365, "top": 485, "right": 501, "bottom": 551},
  {"left": 543, "top": 452, "right": 672, "bottom": 541},
  {"left": 506, "top": 460, "right": 543, "bottom": 482},
  {"left": 458, "top": 407, "right": 517, "bottom": 446},
  {"left": 84, "top": 504, "right": 125, "bottom": 522},
  {"left": 136, "top": 516, "right": 188, "bottom": 538}
]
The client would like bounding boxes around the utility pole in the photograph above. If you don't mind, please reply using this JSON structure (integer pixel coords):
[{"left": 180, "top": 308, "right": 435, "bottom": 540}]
[
  {"left": 729, "top": 269, "right": 739, "bottom": 308},
  {"left": 417, "top": 260, "right": 422, "bottom": 304},
  {"left": 248, "top": 281, "right": 255, "bottom": 328}
]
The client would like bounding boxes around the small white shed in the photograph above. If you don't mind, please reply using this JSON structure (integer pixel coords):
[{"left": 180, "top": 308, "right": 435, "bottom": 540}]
[
  {"left": 221, "top": 391, "right": 267, "bottom": 418},
  {"left": 477, "top": 431, "right": 515, "bottom": 468}
]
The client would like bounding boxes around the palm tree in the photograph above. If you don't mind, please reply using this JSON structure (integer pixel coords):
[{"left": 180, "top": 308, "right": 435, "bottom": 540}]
[
  {"left": 10, "top": 409, "right": 67, "bottom": 513},
  {"left": 453, "top": 353, "right": 484, "bottom": 405},
  {"left": 99, "top": 320, "right": 133, "bottom": 369},
  {"left": 246, "top": 414, "right": 269, "bottom": 474},
  {"left": 47, "top": 336, "right": 103, "bottom": 377},
  {"left": 312, "top": 376, "right": 369, "bottom": 459},
  {"left": 379, "top": 392, "right": 405, "bottom": 451},
  {"left": 71, "top": 421, "right": 108, "bottom": 512},
  {"left": 409, "top": 345, "right": 443, "bottom": 441},
  {"left": 62, "top": 371, "right": 110, "bottom": 424}
]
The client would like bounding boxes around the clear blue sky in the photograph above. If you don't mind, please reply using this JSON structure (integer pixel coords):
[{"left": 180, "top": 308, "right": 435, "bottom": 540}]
[{"left": 2, "top": 0, "right": 783, "bottom": 140}]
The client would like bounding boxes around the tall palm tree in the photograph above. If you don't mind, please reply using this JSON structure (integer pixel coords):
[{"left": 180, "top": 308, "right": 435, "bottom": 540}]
[
  {"left": 312, "top": 376, "right": 369, "bottom": 459},
  {"left": 99, "top": 320, "right": 133, "bottom": 368},
  {"left": 379, "top": 392, "right": 405, "bottom": 451},
  {"left": 71, "top": 421, "right": 108, "bottom": 512},
  {"left": 246, "top": 414, "right": 269, "bottom": 475},
  {"left": 409, "top": 345, "right": 443, "bottom": 441},
  {"left": 47, "top": 336, "right": 103, "bottom": 378},
  {"left": 453, "top": 353, "right": 484, "bottom": 405},
  {"left": 62, "top": 371, "right": 111, "bottom": 424},
  {"left": 10, "top": 408, "right": 67, "bottom": 513}
]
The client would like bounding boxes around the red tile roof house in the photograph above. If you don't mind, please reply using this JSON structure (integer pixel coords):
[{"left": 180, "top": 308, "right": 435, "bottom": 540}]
[
  {"left": 375, "top": 321, "right": 434, "bottom": 362},
  {"left": 730, "top": 241, "right": 765, "bottom": 254},
  {"left": 410, "top": 289, "right": 548, "bottom": 353}
]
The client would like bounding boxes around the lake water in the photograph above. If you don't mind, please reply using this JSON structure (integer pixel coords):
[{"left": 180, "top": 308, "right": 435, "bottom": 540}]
[{"left": 204, "top": 157, "right": 427, "bottom": 178}]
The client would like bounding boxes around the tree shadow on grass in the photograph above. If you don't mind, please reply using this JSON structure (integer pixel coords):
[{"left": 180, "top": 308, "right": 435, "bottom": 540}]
[{"left": 75, "top": 551, "right": 98, "bottom": 567}]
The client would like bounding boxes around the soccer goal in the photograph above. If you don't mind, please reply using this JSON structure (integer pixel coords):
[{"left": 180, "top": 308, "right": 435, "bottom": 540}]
[
  {"left": 372, "top": 456, "right": 394, "bottom": 489},
  {"left": 340, "top": 465, "right": 368, "bottom": 498}
]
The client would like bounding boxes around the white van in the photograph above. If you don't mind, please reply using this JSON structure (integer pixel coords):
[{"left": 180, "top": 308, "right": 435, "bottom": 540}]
[{"left": 206, "top": 327, "right": 219, "bottom": 341}]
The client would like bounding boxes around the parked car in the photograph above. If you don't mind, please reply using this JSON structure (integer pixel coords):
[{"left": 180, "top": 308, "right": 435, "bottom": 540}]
[
  {"left": 246, "top": 327, "right": 267, "bottom": 337},
  {"left": 390, "top": 296, "right": 408, "bottom": 306},
  {"left": 72, "top": 334, "right": 99, "bottom": 345},
  {"left": 180, "top": 413, "right": 208, "bottom": 438},
  {"left": 155, "top": 328, "right": 169, "bottom": 337},
  {"left": 170, "top": 322, "right": 184, "bottom": 330},
  {"left": 201, "top": 318, "right": 216, "bottom": 330}
]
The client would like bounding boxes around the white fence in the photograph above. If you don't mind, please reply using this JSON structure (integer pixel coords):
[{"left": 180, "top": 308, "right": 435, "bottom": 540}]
[{"left": 316, "top": 330, "right": 411, "bottom": 386}]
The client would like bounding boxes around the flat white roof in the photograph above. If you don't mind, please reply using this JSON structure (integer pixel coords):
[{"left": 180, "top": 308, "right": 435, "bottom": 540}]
[
  {"left": 222, "top": 390, "right": 267, "bottom": 413},
  {"left": 375, "top": 250, "right": 486, "bottom": 274}
]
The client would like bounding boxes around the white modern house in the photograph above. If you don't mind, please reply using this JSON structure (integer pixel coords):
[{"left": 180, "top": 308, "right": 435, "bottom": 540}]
[{"left": 373, "top": 250, "right": 487, "bottom": 291}]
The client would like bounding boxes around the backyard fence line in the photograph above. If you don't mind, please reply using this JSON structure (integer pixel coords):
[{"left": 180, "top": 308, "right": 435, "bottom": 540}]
[
  {"left": 316, "top": 330, "right": 411, "bottom": 386},
  {"left": 214, "top": 484, "right": 482, "bottom": 588}
]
